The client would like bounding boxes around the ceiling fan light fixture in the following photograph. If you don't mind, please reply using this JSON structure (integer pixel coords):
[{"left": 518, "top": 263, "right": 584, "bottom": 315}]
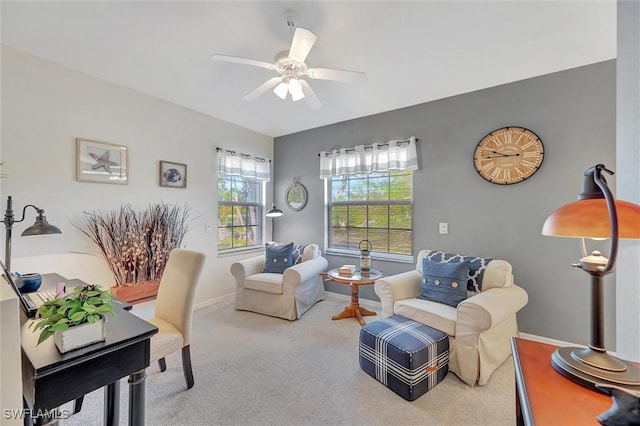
[
  {"left": 211, "top": 18, "right": 366, "bottom": 108},
  {"left": 273, "top": 81, "right": 288, "bottom": 100},
  {"left": 289, "top": 78, "right": 305, "bottom": 101}
]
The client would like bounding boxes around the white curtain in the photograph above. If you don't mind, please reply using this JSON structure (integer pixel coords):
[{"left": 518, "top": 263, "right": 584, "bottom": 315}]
[
  {"left": 319, "top": 136, "right": 419, "bottom": 178},
  {"left": 218, "top": 149, "right": 271, "bottom": 181}
]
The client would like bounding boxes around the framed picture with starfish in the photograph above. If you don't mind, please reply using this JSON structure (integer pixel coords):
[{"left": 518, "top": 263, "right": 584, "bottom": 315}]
[{"left": 76, "top": 138, "right": 128, "bottom": 184}]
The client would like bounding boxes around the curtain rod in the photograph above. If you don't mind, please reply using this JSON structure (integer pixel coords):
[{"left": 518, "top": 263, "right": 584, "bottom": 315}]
[
  {"left": 216, "top": 147, "right": 271, "bottom": 163},
  {"left": 316, "top": 137, "right": 419, "bottom": 157}
]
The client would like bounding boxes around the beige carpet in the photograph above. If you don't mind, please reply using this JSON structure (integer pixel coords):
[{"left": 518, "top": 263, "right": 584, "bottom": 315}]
[{"left": 60, "top": 295, "right": 516, "bottom": 425}]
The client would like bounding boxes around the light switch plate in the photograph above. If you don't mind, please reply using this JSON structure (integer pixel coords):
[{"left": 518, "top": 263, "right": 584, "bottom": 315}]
[{"left": 439, "top": 222, "right": 449, "bottom": 235}]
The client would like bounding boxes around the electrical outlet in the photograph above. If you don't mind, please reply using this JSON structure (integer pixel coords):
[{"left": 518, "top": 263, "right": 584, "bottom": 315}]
[
  {"left": 205, "top": 223, "right": 213, "bottom": 233},
  {"left": 439, "top": 222, "right": 449, "bottom": 235}
]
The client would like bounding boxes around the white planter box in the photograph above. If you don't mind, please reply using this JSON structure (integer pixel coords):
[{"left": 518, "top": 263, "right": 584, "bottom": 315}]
[{"left": 54, "top": 319, "right": 106, "bottom": 353}]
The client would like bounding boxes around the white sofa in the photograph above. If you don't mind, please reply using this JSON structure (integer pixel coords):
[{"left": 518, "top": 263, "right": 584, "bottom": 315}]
[
  {"left": 374, "top": 249, "right": 528, "bottom": 386},
  {"left": 231, "top": 244, "right": 328, "bottom": 320}
]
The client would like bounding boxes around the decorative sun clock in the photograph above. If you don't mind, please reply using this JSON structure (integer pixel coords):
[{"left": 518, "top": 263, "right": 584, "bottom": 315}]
[{"left": 473, "top": 126, "right": 544, "bottom": 185}]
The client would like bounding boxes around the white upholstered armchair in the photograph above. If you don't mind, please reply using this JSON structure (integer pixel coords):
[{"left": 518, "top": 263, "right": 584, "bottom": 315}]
[
  {"left": 231, "top": 244, "right": 328, "bottom": 320},
  {"left": 374, "top": 249, "right": 528, "bottom": 386}
]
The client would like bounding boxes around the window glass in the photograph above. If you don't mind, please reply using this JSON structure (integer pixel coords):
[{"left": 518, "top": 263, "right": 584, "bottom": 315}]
[
  {"left": 327, "top": 171, "right": 412, "bottom": 257},
  {"left": 217, "top": 176, "right": 262, "bottom": 251},
  {"left": 348, "top": 178, "right": 367, "bottom": 202}
]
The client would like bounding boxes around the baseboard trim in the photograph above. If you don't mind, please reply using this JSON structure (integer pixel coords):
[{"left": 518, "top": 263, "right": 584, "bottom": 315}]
[
  {"left": 194, "top": 293, "right": 234, "bottom": 311},
  {"left": 518, "top": 333, "right": 583, "bottom": 348}
]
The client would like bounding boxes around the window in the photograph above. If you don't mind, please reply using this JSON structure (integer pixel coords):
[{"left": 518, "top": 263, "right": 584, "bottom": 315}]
[
  {"left": 327, "top": 170, "right": 413, "bottom": 258},
  {"left": 217, "top": 148, "right": 270, "bottom": 252},
  {"left": 217, "top": 175, "right": 262, "bottom": 251}
]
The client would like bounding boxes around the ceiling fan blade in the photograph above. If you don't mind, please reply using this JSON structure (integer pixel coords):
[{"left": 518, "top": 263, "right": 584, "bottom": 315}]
[
  {"left": 211, "top": 54, "right": 277, "bottom": 70},
  {"left": 299, "top": 79, "right": 322, "bottom": 109},
  {"left": 288, "top": 27, "right": 317, "bottom": 63},
  {"left": 242, "top": 77, "right": 282, "bottom": 101},
  {"left": 306, "top": 67, "right": 367, "bottom": 83}
]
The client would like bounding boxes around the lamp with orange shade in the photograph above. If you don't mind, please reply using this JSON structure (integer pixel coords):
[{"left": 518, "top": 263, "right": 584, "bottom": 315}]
[{"left": 542, "top": 164, "right": 640, "bottom": 392}]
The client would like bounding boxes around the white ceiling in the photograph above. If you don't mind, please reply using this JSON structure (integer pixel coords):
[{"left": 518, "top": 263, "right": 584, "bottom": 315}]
[{"left": 1, "top": 1, "right": 616, "bottom": 138}]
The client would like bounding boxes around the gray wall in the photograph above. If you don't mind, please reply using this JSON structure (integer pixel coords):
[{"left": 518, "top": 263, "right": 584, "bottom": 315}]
[
  {"left": 273, "top": 61, "right": 617, "bottom": 347},
  {"left": 616, "top": 0, "right": 640, "bottom": 361}
]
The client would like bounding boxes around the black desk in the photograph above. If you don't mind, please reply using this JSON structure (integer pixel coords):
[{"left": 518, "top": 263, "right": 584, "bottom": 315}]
[{"left": 20, "top": 274, "right": 157, "bottom": 425}]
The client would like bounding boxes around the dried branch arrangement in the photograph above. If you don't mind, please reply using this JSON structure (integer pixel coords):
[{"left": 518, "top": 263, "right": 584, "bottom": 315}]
[{"left": 77, "top": 203, "right": 193, "bottom": 286}]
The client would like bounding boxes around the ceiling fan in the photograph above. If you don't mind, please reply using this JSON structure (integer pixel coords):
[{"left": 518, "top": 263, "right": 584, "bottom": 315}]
[{"left": 211, "top": 20, "right": 367, "bottom": 109}]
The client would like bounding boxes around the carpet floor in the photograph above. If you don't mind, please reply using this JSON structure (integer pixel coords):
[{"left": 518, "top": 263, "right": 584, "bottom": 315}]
[{"left": 60, "top": 295, "right": 516, "bottom": 425}]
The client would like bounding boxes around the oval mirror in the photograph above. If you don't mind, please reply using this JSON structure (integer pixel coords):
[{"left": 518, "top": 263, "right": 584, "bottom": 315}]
[{"left": 285, "top": 179, "right": 308, "bottom": 211}]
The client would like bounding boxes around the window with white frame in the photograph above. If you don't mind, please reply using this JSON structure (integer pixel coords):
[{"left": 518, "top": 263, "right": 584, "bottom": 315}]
[
  {"left": 328, "top": 171, "right": 413, "bottom": 256},
  {"left": 217, "top": 149, "right": 270, "bottom": 252},
  {"left": 217, "top": 175, "right": 262, "bottom": 250},
  {"left": 320, "top": 137, "right": 418, "bottom": 260}
]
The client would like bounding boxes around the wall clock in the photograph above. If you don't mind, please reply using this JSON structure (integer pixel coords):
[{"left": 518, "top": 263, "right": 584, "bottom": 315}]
[{"left": 473, "top": 126, "right": 544, "bottom": 185}]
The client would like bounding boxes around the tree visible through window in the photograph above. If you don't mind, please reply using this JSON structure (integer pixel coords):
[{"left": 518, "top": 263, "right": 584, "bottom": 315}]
[
  {"left": 218, "top": 176, "right": 261, "bottom": 251},
  {"left": 328, "top": 171, "right": 412, "bottom": 256}
]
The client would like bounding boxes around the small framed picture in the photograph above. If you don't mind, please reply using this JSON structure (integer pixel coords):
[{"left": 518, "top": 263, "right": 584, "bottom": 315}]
[
  {"left": 159, "top": 161, "right": 187, "bottom": 188},
  {"left": 76, "top": 138, "right": 128, "bottom": 184}
]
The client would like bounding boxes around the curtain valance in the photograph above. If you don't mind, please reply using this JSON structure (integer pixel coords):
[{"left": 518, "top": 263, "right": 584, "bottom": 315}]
[
  {"left": 319, "top": 137, "right": 419, "bottom": 178},
  {"left": 217, "top": 148, "right": 271, "bottom": 181}
]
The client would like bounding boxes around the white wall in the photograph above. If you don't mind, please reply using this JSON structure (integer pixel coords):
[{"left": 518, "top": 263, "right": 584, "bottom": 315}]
[
  {"left": 0, "top": 285, "right": 22, "bottom": 425},
  {"left": 1, "top": 46, "right": 273, "bottom": 305}
]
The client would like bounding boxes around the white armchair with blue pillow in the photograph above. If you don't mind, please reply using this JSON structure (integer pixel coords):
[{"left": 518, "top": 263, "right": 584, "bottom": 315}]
[
  {"left": 374, "top": 249, "right": 528, "bottom": 386},
  {"left": 231, "top": 243, "right": 328, "bottom": 320}
]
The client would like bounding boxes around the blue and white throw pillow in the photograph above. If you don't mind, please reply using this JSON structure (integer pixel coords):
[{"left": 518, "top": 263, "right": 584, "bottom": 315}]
[
  {"left": 424, "top": 251, "right": 493, "bottom": 296},
  {"left": 263, "top": 242, "right": 294, "bottom": 274},
  {"left": 418, "top": 259, "right": 470, "bottom": 308},
  {"left": 292, "top": 244, "right": 307, "bottom": 264}
]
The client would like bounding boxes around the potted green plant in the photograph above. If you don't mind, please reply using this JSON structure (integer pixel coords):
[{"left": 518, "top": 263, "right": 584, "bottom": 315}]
[{"left": 30, "top": 284, "right": 116, "bottom": 352}]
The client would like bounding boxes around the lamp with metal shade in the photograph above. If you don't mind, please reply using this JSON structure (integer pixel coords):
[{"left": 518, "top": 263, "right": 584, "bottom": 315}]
[
  {"left": 542, "top": 164, "right": 640, "bottom": 392},
  {"left": 3, "top": 196, "right": 62, "bottom": 273},
  {"left": 265, "top": 203, "right": 283, "bottom": 243}
]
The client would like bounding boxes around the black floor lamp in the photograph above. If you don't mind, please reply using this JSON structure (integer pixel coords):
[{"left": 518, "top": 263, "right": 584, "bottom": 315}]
[
  {"left": 542, "top": 164, "right": 640, "bottom": 392},
  {"left": 3, "top": 196, "right": 62, "bottom": 273},
  {"left": 265, "top": 203, "right": 283, "bottom": 243}
]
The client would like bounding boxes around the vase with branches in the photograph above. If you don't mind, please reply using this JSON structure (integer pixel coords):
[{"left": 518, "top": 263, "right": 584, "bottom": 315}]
[{"left": 77, "top": 202, "right": 193, "bottom": 287}]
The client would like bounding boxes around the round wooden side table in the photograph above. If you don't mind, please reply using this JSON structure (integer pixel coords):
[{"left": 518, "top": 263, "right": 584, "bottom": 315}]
[{"left": 324, "top": 269, "right": 382, "bottom": 326}]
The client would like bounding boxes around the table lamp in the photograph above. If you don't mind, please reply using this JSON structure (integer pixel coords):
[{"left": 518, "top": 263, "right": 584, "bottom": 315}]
[
  {"left": 3, "top": 196, "right": 62, "bottom": 273},
  {"left": 265, "top": 203, "right": 283, "bottom": 242},
  {"left": 542, "top": 164, "right": 640, "bottom": 391}
]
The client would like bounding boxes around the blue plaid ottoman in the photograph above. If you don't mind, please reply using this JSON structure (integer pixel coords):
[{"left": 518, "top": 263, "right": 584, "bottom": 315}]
[{"left": 359, "top": 315, "right": 449, "bottom": 401}]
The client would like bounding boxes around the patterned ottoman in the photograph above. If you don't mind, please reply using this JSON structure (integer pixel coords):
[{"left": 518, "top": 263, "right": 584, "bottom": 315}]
[{"left": 359, "top": 315, "right": 449, "bottom": 401}]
